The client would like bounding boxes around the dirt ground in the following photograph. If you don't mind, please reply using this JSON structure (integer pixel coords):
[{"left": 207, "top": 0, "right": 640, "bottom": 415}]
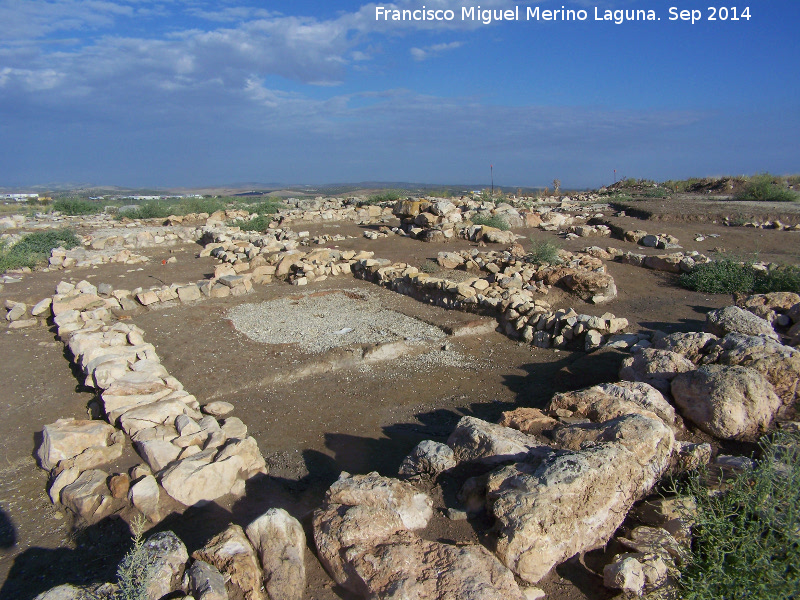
[{"left": 0, "top": 198, "right": 798, "bottom": 600}]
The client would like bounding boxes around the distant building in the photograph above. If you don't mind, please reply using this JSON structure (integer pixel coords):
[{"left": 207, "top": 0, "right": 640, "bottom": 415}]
[{"left": 3, "top": 193, "right": 39, "bottom": 202}]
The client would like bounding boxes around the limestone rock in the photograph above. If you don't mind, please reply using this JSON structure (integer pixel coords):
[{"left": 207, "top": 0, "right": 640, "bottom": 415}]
[
  {"left": 60, "top": 469, "right": 115, "bottom": 523},
  {"left": 447, "top": 416, "right": 549, "bottom": 465},
  {"left": 705, "top": 306, "right": 779, "bottom": 340},
  {"left": 398, "top": 440, "right": 456, "bottom": 478},
  {"left": 486, "top": 414, "right": 674, "bottom": 584},
  {"left": 711, "top": 333, "right": 800, "bottom": 417},
  {"left": 192, "top": 525, "right": 264, "bottom": 600},
  {"left": 129, "top": 474, "right": 161, "bottom": 521},
  {"left": 119, "top": 398, "right": 201, "bottom": 436},
  {"left": 654, "top": 331, "right": 719, "bottom": 363},
  {"left": 498, "top": 408, "right": 558, "bottom": 435},
  {"left": 188, "top": 560, "right": 229, "bottom": 600},
  {"left": 135, "top": 439, "right": 181, "bottom": 472},
  {"left": 313, "top": 472, "right": 433, "bottom": 588},
  {"left": 38, "top": 418, "right": 117, "bottom": 471},
  {"left": 325, "top": 471, "right": 432, "bottom": 530},
  {"left": 202, "top": 401, "right": 235, "bottom": 418},
  {"left": 671, "top": 364, "right": 781, "bottom": 440},
  {"left": 245, "top": 509, "right": 306, "bottom": 600},
  {"left": 549, "top": 381, "right": 675, "bottom": 427},
  {"left": 142, "top": 531, "right": 189, "bottom": 600},
  {"left": 603, "top": 556, "right": 645, "bottom": 596},
  {"left": 159, "top": 449, "right": 241, "bottom": 506},
  {"left": 619, "top": 348, "right": 697, "bottom": 393},
  {"left": 345, "top": 531, "right": 526, "bottom": 600}
]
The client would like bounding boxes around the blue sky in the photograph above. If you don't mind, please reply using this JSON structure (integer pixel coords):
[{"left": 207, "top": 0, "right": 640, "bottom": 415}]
[{"left": 1, "top": 0, "right": 798, "bottom": 189}]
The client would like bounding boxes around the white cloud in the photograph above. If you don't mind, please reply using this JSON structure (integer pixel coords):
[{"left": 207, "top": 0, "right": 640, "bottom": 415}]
[{"left": 410, "top": 40, "right": 463, "bottom": 61}]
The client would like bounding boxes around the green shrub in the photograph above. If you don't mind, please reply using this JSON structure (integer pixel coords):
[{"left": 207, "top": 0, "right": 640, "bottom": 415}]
[
  {"left": 677, "top": 430, "right": 800, "bottom": 600},
  {"left": 53, "top": 198, "right": 101, "bottom": 215},
  {"left": 420, "top": 260, "right": 438, "bottom": 273},
  {"left": 115, "top": 516, "right": 156, "bottom": 600},
  {"left": 249, "top": 199, "right": 283, "bottom": 215},
  {"left": 120, "top": 202, "right": 174, "bottom": 220},
  {"left": 526, "top": 239, "right": 562, "bottom": 266},
  {"left": 679, "top": 259, "right": 756, "bottom": 294},
  {"left": 736, "top": 174, "right": 798, "bottom": 202},
  {"left": 365, "top": 190, "right": 404, "bottom": 205},
  {"left": 0, "top": 228, "right": 81, "bottom": 272},
  {"left": 229, "top": 214, "right": 273, "bottom": 232},
  {"left": 754, "top": 265, "right": 800, "bottom": 294},
  {"left": 471, "top": 214, "right": 509, "bottom": 230},
  {"left": 680, "top": 259, "right": 800, "bottom": 294}
]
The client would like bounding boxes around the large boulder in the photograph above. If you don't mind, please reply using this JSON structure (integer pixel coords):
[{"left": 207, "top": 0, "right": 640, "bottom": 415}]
[
  {"left": 619, "top": 349, "right": 696, "bottom": 394},
  {"left": 313, "top": 472, "right": 432, "bottom": 590},
  {"left": 481, "top": 227, "right": 517, "bottom": 244},
  {"left": 38, "top": 418, "right": 118, "bottom": 471},
  {"left": 245, "top": 509, "right": 306, "bottom": 600},
  {"left": 671, "top": 364, "right": 781, "bottom": 440},
  {"left": 549, "top": 381, "right": 675, "bottom": 427},
  {"left": 193, "top": 524, "right": 264, "bottom": 600},
  {"left": 709, "top": 333, "right": 800, "bottom": 418},
  {"left": 60, "top": 469, "right": 115, "bottom": 524},
  {"left": 313, "top": 473, "right": 523, "bottom": 600},
  {"left": 343, "top": 530, "right": 526, "bottom": 600},
  {"left": 398, "top": 440, "right": 456, "bottom": 478},
  {"left": 653, "top": 332, "right": 719, "bottom": 363},
  {"left": 447, "top": 416, "right": 549, "bottom": 465},
  {"left": 141, "top": 531, "right": 189, "bottom": 600},
  {"left": 560, "top": 270, "right": 617, "bottom": 303},
  {"left": 705, "top": 306, "right": 779, "bottom": 340},
  {"left": 188, "top": 560, "right": 228, "bottom": 600},
  {"left": 486, "top": 414, "right": 674, "bottom": 584},
  {"left": 159, "top": 448, "right": 242, "bottom": 506}
]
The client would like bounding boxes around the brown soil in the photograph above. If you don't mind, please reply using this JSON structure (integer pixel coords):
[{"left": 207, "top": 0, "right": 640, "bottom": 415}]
[{"left": 0, "top": 202, "right": 798, "bottom": 600}]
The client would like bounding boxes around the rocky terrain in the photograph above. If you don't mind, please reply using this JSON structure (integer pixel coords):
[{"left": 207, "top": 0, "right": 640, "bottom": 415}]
[{"left": 0, "top": 191, "right": 798, "bottom": 600}]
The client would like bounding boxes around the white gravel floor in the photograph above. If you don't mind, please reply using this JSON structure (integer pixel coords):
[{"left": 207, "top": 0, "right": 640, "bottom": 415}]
[{"left": 227, "top": 289, "right": 446, "bottom": 353}]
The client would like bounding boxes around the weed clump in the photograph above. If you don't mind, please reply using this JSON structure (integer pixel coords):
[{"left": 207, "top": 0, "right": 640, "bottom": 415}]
[
  {"left": 114, "top": 517, "right": 156, "bottom": 600},
  {"left": 527, "top": 240, "right": 562, "bottom": 266},
  {"left": 0, "top": 228, "right": 80, "bottom": 272},
  {"left": 365, "top": 190, "right": 404, "bottom": 205},
  {"left": 679, "top": 259, "right": 756, "bottom": 294},
  {"left": 53, "top": 198, "right": 101, "bottom": 215},
  {"left": 471, "top": 214, "right": 510, "bottom": 231},
  {"left": 677, "top": 430, "right": 800, "bottom": 599},
  {"left": 120, "top": 202, "right": 173, "bottom": 220},
  {"left": 228, "top": 214, "right": 273, "bottom": 232},
  {"left": 420, "top": 260, "right": 438, "bottom": 273},
  {"left": 736, "top": 173, "right": 798, "bottom": 203},
  {"left": 680, "top": 259, "right": 800, "bottom": 294}
]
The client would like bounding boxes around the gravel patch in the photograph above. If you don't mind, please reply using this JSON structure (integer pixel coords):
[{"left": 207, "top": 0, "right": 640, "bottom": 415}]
[{"left": 227, "top": 289, "right": 446, "bottom": 353}]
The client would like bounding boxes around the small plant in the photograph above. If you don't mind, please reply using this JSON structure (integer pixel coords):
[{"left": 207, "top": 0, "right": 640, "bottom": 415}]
[
  {"left": 471, "top": 214, "right": 509, "bottom": 230},
  {"left": 115, "top": 516, "right": 156, "bottom": 600},
  {"left": 736, "top": 173, "right": 798, "bottom": 203},
  {"left": 679, "top": 259, "right": 756, "bottom": 294},
  {"left": 420, "top": 260, "right": 438, "bottom": 273},
  {"left": 119, "top": 202, "right": 174, "bottom": 220},
  {"left": 527, "top": 239, "right": 562, "bottom": 266},
  {"left": 754, "top": 265, "right": 800, "bottom": 294},
  {"left": 680, "top": 259, "right": 800, "bottom": 294},
  {"left": 229, "top": 214, "right": 273, "bottom": 232},
  {"left": 53, "top": 198, "right": 101, "bottom": 215},
  {"left": 552, "top": 179, "right": 561, "bottom": 194},
  {"left": 676, "top": 430, "right": 800, "bottom": 600},
  {"left": 366, "top": 190, "right": 404, "bottom": 205},
  {"left": 248, "top": 198, "right": 283, "bottom": 215},
  {"left": 0, "top": 228, "right": 81, "bottom": 272}
]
